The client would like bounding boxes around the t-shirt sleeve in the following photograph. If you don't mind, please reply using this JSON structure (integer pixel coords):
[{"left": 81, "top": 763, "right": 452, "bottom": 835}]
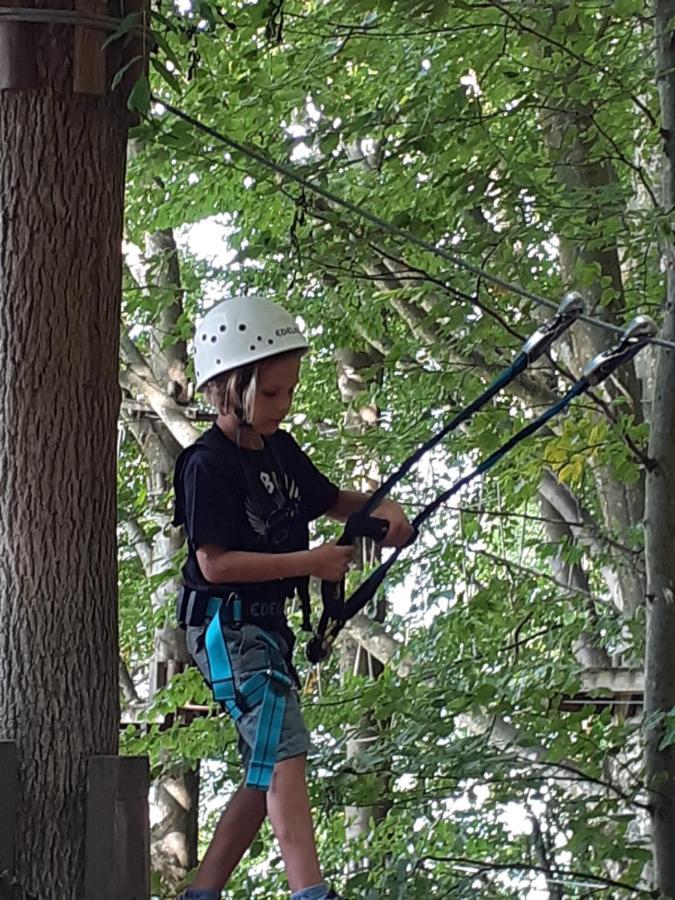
[
  {"left": 173, "top": 447, "right": 241, "bottom": 550},
  {"left": 281, "top": 432, "right": 340, "bottom": 521}
]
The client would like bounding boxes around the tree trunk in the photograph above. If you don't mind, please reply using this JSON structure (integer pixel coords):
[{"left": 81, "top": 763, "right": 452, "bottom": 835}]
[
  {"left": 539, "top": 496, "right": 611, "bottom": 670},
  {"left": 334, "top": 349, "right": 391, "bottom": 848},
  {"left": 144, "top": 228, "right": 191, "bottom": 404},
  {"left": 149, "top": 768, "right": 199, "bottom": 890},
  {"left": 538, "top": 9, "right": 646, "bottom": 616},
  {"left": 122, "top": 227, "right": 199, "bottom": 889},
  {"left": 0, "top": 25, "right": 131, "bottom": 899},
  {"left": 645, "top": 4, "right": 675, "bottom": 894}
]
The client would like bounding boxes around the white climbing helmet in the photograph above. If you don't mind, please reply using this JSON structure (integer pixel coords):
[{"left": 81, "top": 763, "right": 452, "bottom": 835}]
[{"left": 193, "top": 295, "right": 309, "bottom": 390}]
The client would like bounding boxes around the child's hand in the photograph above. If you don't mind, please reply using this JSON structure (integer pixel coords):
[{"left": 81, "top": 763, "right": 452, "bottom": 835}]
[
  {"left": 374, "top": 499, "right": 415, "bottom": 548},
  {"left": 309, "top": 542, "right": 356, "bottom": 581}
]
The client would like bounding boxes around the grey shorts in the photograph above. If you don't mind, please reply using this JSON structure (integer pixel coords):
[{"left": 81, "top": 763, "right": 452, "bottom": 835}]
[{"left": 186, "top": 621, "right": 310, "bottom": 767}]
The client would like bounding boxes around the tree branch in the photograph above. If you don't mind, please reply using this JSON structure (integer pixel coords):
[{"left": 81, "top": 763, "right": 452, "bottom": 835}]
[
  {"left": 120, "top": 329, "right": 200, "bottom": 449},
  {"left": 120, "top": 657, "right": 141, "bottom": 704},
  {"left": 122, "top": 518, "right": 153, "bottom": 577},
  {"left": 414, "top": 854, "right": 646, "bottom": 895},
  {"left": 342, "top": 613, "right": 644, "bottom": 808}
]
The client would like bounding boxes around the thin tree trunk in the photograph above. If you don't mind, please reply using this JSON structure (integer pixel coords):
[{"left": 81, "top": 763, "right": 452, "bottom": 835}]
[
  {"left": 335, "top": 349, "right": 391, "bottom": 847},
  {"left": 645, "top": 4, "right": 675, "bottom": 894},
  {"left": 122, "top": 227, "right": 198, "bottom": 889},
  {"left": 0, "top": 28, "right": 130, "bottom": 898},
  {"left": 539, "top": 496, "right": 611, "bottom": 670},
  {"left": 538, "top": 9, "right": 646, "bottom": 616}
]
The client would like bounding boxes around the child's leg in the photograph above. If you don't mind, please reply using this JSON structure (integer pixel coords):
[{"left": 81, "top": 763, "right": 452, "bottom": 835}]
[
  {"left": 265, "top": 754, "right": 324, "bottom": 892},
  {"left": 189, "top": 782, "right": 267, "bottom": 890}
]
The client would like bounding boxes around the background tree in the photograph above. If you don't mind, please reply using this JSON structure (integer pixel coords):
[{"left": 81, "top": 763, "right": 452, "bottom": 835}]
[
  {"left": 118, "top": 1, "right": 673, "bottom": 896},
  {"left": 645, "top": 0, "right": 675, "bottom": 895}
]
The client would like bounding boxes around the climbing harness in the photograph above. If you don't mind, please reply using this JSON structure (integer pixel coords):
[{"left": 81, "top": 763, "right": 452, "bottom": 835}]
[
  {"left": 306, "top": 314, "right": 657, "bottom": 664},
  {"left": 203, "top": 594, "right": 294, "bottom": 791}
]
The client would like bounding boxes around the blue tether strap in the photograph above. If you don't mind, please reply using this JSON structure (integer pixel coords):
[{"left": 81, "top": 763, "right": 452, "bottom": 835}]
[{"left": 204, "top": 596, "right": 293, "bottom": 791}]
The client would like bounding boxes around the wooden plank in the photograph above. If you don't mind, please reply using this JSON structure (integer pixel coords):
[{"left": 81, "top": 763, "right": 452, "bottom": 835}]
[
  {"left": 580, "top": 667, "right": 644, "bottom": 694},
  {"left": 0, "top": 18, "right": 39, "bottom": 91},
  {"left": 73, "top": 0, "right": 107, "bottom": 95},
  {"left": 0, "top": 742, "right": 17, "bottom": 894},
  {"left": 84, "top": 756, "right": 150, "bottom": 900}
]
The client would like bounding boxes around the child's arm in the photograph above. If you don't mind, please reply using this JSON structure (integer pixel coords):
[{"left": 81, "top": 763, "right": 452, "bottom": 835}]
[
  {"left": 197, "top": 543, "right": 354, "bottom": 585},
  {"left": 325, "top": 489, "right": 414, "bottom": 547}
]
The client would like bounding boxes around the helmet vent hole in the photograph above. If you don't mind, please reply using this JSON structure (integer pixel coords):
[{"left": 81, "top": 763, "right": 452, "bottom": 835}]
[
  {"left": 216, "top": 359, "right": 221, "bottom": 365},
  {"left": 249, "top": 344, "right": 256, "bottom": 351},
  {"left": 201, "top": 334, "right": 207, "bottom": 341},
  {"left": 239, "top": 323, "right": 246, "bottom": 331},
  {"left": 268, "top": 338, "right": 274, "bottom": 345},
  {"left": 210, "top": 335, "right": 217, "bottom": 343},
  {"left": 219, "top": 324, "right": 226, "bottom": 332},
  {"left": 257, "top": 335, "right": 262, "bottom": 341}
]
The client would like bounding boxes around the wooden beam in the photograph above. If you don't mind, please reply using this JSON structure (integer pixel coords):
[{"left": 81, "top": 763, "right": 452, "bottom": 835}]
[
  {"left": 84, "top": 756, "right": 150, "bottom": 900},
  {"left": 0, "top": 11, "right": 39, "bottom": 91},
  {"left": 580, "top": 667, "right": 644, "bottom": 694},
  {"left": 0, "top": 742, "right": 17, "bottom": 890},
  {"left": 73, "top": 0, "right": 107, "bottom": 95}
]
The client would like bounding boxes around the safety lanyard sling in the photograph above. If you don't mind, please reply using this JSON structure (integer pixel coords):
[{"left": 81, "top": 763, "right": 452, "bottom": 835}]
[{"left": 306, "top": 311, "right": 656, "bottom": 664}]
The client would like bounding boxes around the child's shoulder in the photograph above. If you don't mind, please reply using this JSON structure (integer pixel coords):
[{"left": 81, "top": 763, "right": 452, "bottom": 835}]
[
  {"left": 268, "top": 427, "right": 306, "bottom": 459},
  {"left": 176, "top": 426, "right": 238, "bottom": 476}
]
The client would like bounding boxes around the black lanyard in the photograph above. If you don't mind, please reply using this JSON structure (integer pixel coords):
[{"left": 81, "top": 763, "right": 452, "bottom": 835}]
[{"left": 306, "top": 311, "right": 656, "bottom": 664}]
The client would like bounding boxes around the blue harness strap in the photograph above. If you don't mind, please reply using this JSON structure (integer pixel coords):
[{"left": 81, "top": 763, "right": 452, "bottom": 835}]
[{"left": 203, "top": 596, "right": 293, "bottom": 791}]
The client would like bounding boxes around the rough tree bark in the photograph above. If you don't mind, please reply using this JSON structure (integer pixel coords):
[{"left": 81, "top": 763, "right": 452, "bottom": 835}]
[
  {"left": 645, "top": 4, "right": 675, "bottom": 894},
  {"left": 0, "top": 21, "right": 135, "bottom": 899}
]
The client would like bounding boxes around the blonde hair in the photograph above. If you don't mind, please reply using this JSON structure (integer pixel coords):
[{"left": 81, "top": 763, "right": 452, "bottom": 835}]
[
  {"left": 203, "top": 349, "right": 306, "bottom": 422},
  {"left": 203, "top": 362, "right": 258, "bottom": 422}
]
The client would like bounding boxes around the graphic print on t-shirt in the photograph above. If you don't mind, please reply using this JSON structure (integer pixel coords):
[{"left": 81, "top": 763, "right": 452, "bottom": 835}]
[{"left": 245, "top": 468, "right": 301, "bottom": 540}]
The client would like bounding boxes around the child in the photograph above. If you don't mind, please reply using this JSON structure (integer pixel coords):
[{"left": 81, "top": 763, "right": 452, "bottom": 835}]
[{"left": 174, "top": 295, "right": 413, "bottom": 900}]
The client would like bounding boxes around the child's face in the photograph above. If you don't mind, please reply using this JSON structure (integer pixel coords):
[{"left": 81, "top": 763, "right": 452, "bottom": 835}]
[{"left": 251, "top": 353, "right": 302, "bottom": 434}]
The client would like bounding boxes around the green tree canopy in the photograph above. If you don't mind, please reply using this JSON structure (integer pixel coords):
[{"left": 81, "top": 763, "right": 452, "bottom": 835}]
[{"left": 118, "top": 2, "right": 667, "bottom": 896}]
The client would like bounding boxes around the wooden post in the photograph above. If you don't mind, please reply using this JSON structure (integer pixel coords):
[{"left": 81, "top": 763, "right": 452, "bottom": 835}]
[
  {"left": 0, "top": 742, "right": 17, "bottom": 899},
  {"left": 0, "top": 2, "right": 39, "bottom": 92},
  {"left": 84, "top": 756, "right": 150, "bottom": 900}
]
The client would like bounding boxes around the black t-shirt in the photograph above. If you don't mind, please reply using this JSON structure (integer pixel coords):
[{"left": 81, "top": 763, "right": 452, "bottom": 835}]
[{"left": 173, "top": 425, "right": 339, "bottom": 621}]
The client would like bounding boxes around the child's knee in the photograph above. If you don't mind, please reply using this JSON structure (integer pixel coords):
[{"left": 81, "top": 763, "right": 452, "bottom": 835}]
[{"left": 272, "top": 815, "right": 306, "bottom": 848}]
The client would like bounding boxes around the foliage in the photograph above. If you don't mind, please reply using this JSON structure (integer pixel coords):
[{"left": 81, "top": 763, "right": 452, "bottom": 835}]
[{"left": 117, "top": 1, "right": 663, "bottom": 895}]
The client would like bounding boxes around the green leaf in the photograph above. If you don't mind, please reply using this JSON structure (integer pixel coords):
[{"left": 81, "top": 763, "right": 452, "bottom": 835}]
[
  {"left": 320, "top": 133, "right": 340, "bottom": 155},
  {"left": 614, "top": 0, "right": 638, "bottom": 16},
  {"left": 150, "top": 56, "right": 182, "bottom": 93},
  {"left": 102, "top": 12, "right": 143, "bottom": 49},
  {"left": 111, "top": 55, "right": 144, "bottom": 92},
  {"left": 127, "top": 74, "right": 151, "bottom": 115}
]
